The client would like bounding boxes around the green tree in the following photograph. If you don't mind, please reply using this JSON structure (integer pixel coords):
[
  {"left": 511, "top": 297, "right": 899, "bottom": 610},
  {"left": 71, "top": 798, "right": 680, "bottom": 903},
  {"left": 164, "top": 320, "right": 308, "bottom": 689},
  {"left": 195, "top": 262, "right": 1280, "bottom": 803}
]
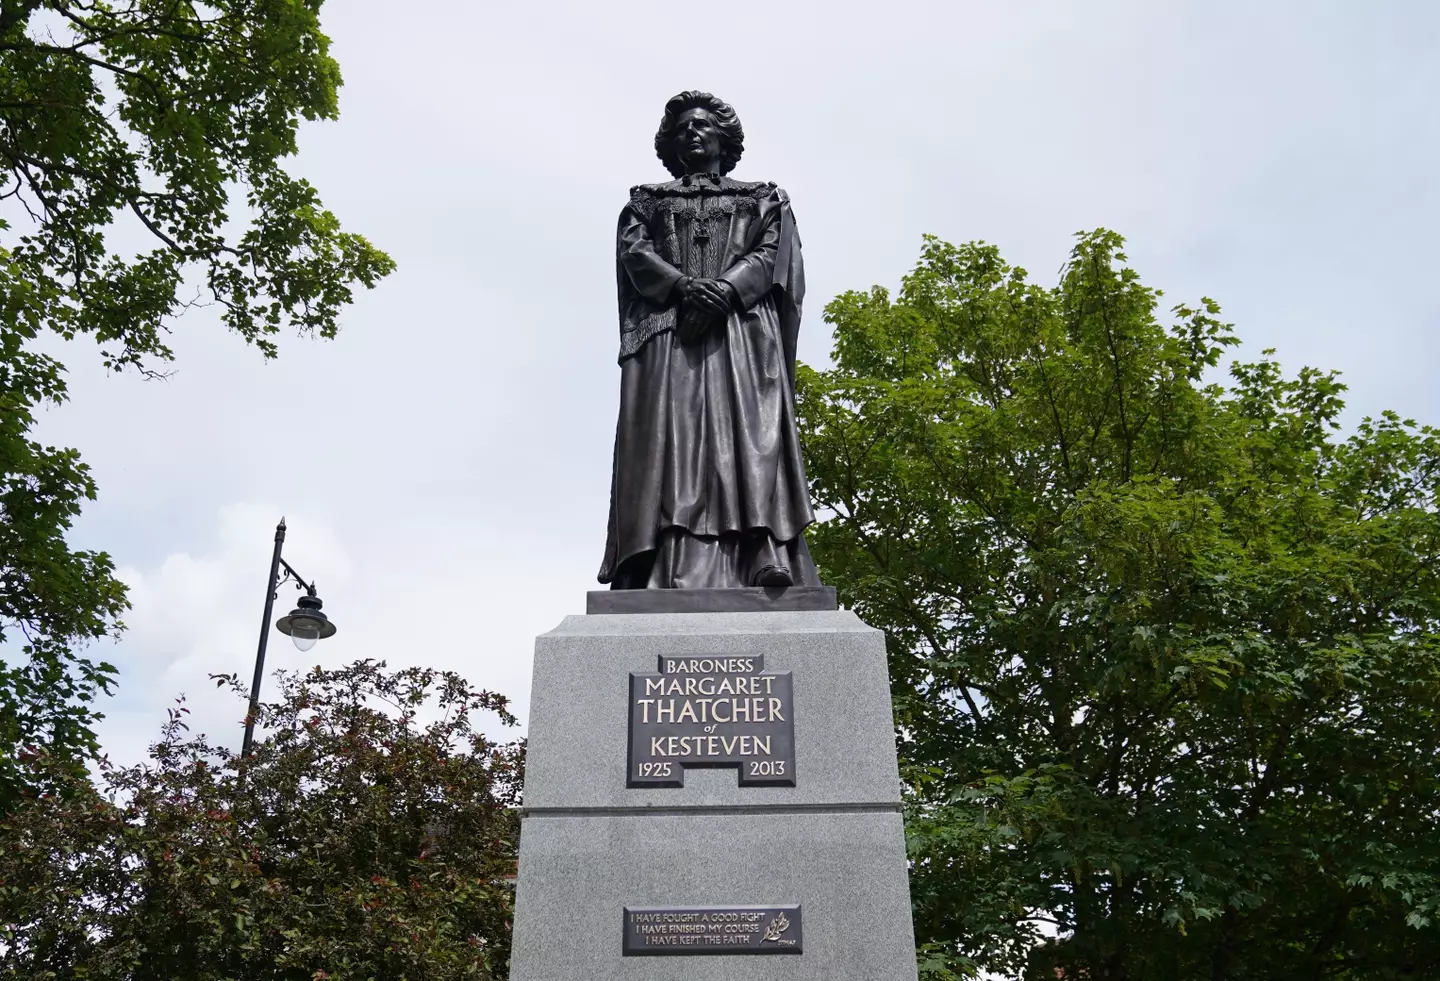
[
  {"left": 797, "top": 231, "right": 1440, "bottom": 980},
  {"left": 0, "top": 660, "right": 524, "bottom": 979},
  {"left": 0, "top": 0, "right": 394, "bottom": 809}
]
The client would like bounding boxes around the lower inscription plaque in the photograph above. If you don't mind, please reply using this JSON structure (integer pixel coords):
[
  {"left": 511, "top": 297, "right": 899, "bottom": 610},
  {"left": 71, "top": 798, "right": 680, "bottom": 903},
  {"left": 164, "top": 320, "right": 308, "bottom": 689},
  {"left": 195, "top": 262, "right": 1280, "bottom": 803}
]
[{"left": 623, "top": 905, "right": 802, "bottom": 955}]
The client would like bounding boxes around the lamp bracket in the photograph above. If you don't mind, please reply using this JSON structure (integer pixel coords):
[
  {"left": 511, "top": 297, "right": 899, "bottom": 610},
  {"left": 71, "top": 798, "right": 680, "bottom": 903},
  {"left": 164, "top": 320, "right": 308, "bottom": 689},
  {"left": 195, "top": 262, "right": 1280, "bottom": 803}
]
[{"left": 277, "top": 557, "right": 318, "bottom": 597}]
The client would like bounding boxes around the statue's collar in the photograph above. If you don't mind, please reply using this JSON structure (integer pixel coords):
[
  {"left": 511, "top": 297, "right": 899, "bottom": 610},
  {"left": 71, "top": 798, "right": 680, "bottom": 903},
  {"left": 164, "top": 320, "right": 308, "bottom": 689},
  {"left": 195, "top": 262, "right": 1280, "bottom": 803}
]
[{"left": 634, "top": 174, "right": 767, "bottom": 197}]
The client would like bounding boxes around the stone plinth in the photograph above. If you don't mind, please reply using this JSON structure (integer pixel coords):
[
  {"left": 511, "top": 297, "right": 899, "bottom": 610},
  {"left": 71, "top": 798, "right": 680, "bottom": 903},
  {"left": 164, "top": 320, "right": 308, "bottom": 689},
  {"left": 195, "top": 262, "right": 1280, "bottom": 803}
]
[{"left": 509, "top": 610, "right": 918, "bottom": 981}]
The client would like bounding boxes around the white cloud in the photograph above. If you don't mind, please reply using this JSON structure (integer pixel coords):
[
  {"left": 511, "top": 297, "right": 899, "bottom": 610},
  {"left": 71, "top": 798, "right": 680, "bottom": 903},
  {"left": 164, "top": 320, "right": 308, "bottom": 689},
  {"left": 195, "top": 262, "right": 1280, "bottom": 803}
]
[
  {"left": 95, "top": 504, "right": 351, "bottom": 764},
  {"left": 94, "top": 499, "right": 589, "bottom": 766}
]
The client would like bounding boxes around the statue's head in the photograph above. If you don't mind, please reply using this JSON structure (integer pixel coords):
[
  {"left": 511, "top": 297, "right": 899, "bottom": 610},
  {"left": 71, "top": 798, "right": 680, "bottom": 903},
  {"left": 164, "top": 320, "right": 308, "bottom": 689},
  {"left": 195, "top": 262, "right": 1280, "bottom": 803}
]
[{"left": 654, "top": 91, "right": 745, "bottom": 178}]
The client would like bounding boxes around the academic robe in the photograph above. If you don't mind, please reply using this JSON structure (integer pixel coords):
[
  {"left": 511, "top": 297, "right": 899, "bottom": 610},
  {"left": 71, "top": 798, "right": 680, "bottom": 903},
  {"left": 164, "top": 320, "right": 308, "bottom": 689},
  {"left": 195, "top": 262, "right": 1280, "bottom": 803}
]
[{"left": 598, "top": 173, "right": 818, "bottom": 589}]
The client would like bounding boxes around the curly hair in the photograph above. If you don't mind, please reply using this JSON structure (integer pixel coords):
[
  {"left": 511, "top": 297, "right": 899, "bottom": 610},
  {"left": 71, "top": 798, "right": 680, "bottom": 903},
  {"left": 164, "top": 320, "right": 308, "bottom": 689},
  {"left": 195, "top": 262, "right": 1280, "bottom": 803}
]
[{"left": 653, "top": 90, "right": 745, "bottom": 178}]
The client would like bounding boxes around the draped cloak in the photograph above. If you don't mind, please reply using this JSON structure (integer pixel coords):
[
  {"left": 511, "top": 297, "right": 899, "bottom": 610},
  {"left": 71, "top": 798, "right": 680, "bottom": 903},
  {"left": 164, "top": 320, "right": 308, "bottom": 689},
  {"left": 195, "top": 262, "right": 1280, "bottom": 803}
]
[{"left": 598, "top": 174, "right": 817, "bottom": 589}]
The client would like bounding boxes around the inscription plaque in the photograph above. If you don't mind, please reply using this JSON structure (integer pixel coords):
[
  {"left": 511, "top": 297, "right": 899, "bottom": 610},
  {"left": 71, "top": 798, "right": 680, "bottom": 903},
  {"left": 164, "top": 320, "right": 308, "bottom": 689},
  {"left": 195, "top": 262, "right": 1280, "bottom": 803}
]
[
  {"left": 628, "top": 654, "right": 795, "bottom": 787},
  {"left": 623, "top": 905, "right": 803, "bottom": 955}
]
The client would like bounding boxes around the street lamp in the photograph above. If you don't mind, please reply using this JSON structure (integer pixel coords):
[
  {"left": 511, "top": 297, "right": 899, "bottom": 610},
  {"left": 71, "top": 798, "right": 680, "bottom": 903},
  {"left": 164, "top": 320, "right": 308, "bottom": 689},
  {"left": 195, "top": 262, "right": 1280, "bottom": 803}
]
[{"left": 241, "top": 518, "right": 338, "bottom": 758}]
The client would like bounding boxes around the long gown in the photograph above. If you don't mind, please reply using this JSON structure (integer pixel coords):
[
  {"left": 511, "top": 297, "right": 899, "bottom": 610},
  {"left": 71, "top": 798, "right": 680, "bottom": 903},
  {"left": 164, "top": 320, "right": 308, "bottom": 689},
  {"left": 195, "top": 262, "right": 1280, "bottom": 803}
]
[{"left": 598, "top": 173, "right": 818, "bottom": 590}]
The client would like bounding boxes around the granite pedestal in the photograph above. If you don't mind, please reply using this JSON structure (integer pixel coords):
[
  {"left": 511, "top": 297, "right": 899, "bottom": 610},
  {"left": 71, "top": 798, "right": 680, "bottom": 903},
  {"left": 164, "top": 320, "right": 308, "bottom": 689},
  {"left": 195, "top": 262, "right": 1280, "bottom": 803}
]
[{"left": 509, "top": 607, "right": 919, "bottom": 981}]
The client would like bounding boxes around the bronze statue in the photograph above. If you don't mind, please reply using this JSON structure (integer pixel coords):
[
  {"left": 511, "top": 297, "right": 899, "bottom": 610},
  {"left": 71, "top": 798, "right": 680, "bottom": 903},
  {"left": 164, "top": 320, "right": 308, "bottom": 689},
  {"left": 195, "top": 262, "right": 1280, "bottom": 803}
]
[{"left": 599, "top": 91, "right": 818, "bottom": 590}]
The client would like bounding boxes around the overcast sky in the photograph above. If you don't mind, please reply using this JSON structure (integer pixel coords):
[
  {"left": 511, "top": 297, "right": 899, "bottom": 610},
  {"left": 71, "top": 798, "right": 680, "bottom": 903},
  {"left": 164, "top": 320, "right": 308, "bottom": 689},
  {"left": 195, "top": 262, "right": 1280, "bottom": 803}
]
[{"left": 26, "top": 0, "right": 1440, "bottom": 764}]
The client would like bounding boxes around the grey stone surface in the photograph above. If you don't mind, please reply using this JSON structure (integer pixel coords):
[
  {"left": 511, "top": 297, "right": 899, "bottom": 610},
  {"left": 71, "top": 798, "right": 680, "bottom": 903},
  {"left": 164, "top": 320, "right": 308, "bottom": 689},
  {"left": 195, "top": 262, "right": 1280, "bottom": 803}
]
[
  {"left": 511, "top": 609, "right": 918, "bottom": 981},
  {"left": 587, "top": 586, "right": 838, "bottom": 614},
  {"left": 523, "top": 611, "right": 901, "bottom": 810},
  {"left": 510, "top": 810, "right": 917, "bottom": 981}
]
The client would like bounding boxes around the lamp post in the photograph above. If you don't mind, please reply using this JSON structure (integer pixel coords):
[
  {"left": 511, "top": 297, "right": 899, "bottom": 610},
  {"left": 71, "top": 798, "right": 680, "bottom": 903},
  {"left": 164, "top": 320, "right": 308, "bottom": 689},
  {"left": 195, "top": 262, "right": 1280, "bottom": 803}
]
[{"left": 241, "top": 518, "right": 337, "bottom": 759}]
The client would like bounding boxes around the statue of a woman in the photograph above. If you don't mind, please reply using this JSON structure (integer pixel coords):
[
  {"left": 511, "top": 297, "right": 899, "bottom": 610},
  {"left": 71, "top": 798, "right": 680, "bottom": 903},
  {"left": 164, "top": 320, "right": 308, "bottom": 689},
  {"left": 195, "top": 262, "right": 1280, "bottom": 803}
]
[{"left": 598, "top": 91, "right": 818, "bottom": 590}]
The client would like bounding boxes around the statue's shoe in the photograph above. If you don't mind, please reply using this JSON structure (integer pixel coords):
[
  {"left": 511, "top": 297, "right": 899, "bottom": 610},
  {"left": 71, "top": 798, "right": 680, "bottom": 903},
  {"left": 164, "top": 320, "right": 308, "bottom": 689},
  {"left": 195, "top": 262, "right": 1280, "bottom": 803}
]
[{"left": 753, "top": 565, "right": 794, "bottom": 588}]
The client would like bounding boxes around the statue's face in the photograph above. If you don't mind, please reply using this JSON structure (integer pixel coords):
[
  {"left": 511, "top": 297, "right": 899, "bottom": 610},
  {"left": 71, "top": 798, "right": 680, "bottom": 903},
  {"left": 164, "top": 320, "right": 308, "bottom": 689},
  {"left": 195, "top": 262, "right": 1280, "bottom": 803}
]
[{"left": 673, "top": 107, "right": 722, "bottom": 173}]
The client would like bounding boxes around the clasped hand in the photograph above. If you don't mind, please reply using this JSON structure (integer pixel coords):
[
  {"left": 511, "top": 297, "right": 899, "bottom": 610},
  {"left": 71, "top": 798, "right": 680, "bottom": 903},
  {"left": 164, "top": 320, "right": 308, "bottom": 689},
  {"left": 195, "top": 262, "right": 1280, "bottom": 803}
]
[{"left": 677, "top": 277, "right": 735, "bottom": 318}]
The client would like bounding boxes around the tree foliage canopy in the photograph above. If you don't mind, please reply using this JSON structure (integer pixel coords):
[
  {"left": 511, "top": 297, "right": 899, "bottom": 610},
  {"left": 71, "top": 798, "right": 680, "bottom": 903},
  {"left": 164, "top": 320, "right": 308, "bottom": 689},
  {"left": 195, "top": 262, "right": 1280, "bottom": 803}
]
[
  {"left": 0, "top": 0, "right": 393, "bottom": 808},
  {"left": 0, "top": 660, "right": 523, "bottom": 980},
  {"left": 797, "top": 231, "right": 1440, "bottom": 980}
]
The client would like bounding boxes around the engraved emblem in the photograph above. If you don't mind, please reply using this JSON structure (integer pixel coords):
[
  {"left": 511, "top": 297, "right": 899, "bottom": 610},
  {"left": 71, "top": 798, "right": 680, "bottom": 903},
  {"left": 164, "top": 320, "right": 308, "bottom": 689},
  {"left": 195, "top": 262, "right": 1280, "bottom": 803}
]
[{"left": 762, "top": 911, "right": 791, "bottom": 942}]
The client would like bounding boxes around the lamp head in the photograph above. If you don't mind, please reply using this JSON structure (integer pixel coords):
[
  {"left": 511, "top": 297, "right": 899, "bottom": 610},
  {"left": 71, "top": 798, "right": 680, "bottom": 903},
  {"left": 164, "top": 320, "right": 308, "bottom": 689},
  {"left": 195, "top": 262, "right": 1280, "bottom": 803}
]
[{"left": 276, "top": 592, "right": 336, "bottom": 652}]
